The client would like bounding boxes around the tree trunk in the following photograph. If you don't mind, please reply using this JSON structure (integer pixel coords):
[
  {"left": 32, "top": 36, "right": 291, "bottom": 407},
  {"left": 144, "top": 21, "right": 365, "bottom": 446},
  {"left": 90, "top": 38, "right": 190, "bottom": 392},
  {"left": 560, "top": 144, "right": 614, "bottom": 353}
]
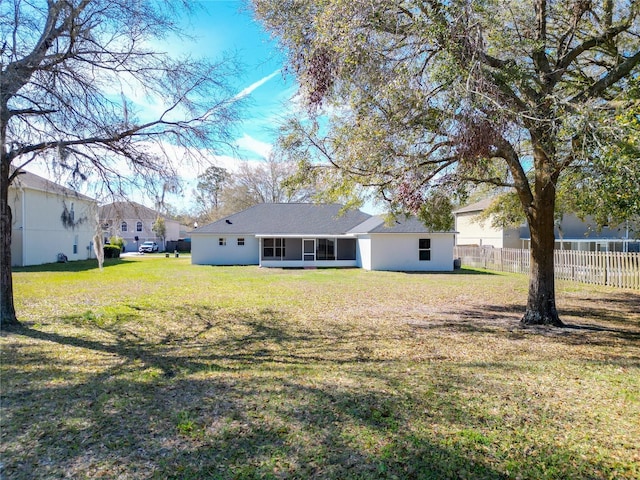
[
  {"left": 1, "top": 159, "right": 20, "bottom": 329},
  {"left": 521, "top": 180, "right": 564, "bottom": 327}
]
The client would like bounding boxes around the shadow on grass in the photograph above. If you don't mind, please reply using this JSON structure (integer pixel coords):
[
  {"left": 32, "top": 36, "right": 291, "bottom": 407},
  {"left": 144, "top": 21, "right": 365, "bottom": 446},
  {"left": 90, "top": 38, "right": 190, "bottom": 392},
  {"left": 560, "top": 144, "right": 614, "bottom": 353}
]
[
  {"left": 418, "top": 294, "right": 640, "bottom": 351},
  {"left": 402, "top": 267, "right": 500, "bottom": 275},
  {"left": 12, "top": 258, "right": 132, "bottom": 273},
  {"left": 2, "top": 304, "right": 636, "bottom": 479}
]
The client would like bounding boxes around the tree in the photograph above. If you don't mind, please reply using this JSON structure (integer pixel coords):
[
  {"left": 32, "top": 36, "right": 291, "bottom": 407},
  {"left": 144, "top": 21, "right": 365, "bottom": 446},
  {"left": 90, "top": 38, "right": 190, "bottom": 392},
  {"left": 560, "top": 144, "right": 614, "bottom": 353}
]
[
  {"left": 1, "top": 0, "right": 239, "bottom": 329},
  {"left": 152, "top": 217, "right": 167, "bottom": 249},
  {"left": 194, "top": 154, "right": 320, "bottom": 222},
  {"left": 252, "top": 0, "right": 640, "bottom": 326},
  {"left": 195, "top": 165, "right": 229, "bottom": 217}
]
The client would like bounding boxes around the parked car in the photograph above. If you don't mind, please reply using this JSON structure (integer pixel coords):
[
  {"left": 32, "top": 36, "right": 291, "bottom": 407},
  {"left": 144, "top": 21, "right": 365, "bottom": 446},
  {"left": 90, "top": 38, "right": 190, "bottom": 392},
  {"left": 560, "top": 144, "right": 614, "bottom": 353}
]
[{"left": 139, "top": 241, "right": 159, "bottom": 253}]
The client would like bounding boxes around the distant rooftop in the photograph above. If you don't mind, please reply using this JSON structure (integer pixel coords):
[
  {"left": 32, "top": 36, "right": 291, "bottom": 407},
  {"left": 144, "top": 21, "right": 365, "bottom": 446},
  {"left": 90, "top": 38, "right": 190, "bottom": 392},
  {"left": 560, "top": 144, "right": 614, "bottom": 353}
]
[{"left": 10, "top": 169, "right": 95, "bottom": 201}]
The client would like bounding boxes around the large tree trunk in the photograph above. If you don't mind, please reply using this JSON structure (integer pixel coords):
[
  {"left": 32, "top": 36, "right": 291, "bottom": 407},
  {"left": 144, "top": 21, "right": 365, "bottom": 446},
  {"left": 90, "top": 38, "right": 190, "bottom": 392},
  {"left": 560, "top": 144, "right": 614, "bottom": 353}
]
[
  {"left": 521, "top": 176, "right": 564, "bottom": 327},
  {"left": 1, "top": 159, "right": 20, "bottom": 329}
]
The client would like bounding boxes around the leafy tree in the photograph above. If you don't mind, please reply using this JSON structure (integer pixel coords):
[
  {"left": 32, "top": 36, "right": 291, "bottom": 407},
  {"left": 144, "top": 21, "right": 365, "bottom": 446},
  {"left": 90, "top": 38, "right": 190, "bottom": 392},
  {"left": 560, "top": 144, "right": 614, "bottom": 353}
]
[
  {"left": 195, "top": 154, "right": 320, "bottom": 223},
  {"left": 252, "top": 0, "right": 640, "bottom": 326},
  {"left": 152, "top": 217, "right": 167, "bottom": 247},
  {"left": 1, "top": 0, "right": 239, "bottom": 328},
  {"left": 195, "top": 165, "right": 229, "bottom": 217}
]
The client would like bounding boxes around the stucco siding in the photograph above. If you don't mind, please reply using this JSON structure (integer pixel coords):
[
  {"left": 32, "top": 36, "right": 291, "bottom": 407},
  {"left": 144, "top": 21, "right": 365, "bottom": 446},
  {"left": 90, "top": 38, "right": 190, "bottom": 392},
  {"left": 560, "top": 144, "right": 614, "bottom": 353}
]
[
  {"left": 357, "top": 236, "right": 372, "bottom": 270},
  {"left": 368, "top": 234, "right": 454, "bottom": 271},
  {"left": 191, "top": 235, "right": 259, "bottom": 265}
]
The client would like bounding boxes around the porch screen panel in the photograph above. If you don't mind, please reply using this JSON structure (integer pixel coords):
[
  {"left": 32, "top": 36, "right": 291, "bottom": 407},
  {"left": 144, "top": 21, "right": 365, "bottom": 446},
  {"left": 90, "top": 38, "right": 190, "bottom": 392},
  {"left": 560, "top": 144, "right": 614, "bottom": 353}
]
[
  {"left": 316, "top": 238, "right": 335, "bottom": 260},
  {"left": 263, "top": 238, "right": 286, "bottom": 259},
  {"left": 284, "top": 238, "right": 302, "bottom": 260},
  {"left": 337, "top": 238, "right": 356, "bottom": 260}
]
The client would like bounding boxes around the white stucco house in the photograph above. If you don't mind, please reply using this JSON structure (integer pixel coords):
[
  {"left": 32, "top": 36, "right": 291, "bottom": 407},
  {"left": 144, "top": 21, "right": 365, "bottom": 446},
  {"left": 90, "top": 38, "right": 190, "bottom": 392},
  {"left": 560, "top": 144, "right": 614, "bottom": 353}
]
[
  {"left": 9, "top": 170, "right": 98, "bottom": 266},
  {"left": 454, "top": 198, "right": 639, "bottom": 252},
  {"left": 99, "top": 201, "right": 180, "bottom": 252},
  {"left": 191, "top": 203, "right": 456, "bottom": 271}
]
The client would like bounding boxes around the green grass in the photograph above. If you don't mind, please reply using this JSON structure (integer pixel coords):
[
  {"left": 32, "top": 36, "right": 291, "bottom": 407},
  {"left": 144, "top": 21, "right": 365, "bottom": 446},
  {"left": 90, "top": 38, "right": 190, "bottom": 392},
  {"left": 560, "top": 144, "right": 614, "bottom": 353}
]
[{"left": 2, "top": 256, "right": 639, "bottom": 479}]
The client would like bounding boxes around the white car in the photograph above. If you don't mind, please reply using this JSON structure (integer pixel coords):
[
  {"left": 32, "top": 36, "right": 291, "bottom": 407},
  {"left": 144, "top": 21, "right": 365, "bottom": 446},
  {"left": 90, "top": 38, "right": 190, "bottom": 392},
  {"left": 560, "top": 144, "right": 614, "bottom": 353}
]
[{"left": 138, "top": 241, "right": 159, "bottom": 253}]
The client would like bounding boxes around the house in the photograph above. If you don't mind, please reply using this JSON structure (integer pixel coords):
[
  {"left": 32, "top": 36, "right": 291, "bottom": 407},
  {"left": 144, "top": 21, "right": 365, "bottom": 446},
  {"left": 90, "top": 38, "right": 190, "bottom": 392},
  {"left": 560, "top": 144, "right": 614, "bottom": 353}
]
[
  {"left": 454, "top": 198, "right": 522, "bottom": 249},
  {"left": 9, "top": 170, "right": 98, "bottom": 266},
  {"left": 191, "top": 203, "right": 456, "bottom": 271},
  {"left": 454, "top": 198, "right": 639, "bottom": 252},
  {"left": 99, "top": 201, "right": 180, "bottom": 252}
]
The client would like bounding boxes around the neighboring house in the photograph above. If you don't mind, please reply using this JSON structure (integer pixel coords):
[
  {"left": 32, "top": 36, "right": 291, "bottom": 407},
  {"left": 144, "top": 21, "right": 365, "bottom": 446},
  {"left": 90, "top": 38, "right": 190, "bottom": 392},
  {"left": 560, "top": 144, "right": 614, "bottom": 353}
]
[
  {"left": 454, "top": 198, "right": 522, "bottom": 249},
  {"left": 9, "top": 170, "right": 98, "bottom": 266},
  {"left": 454, "top": 198, "right": 639, "bottom": 252},
  {"left": 99, "top": 201, "right": 180, "bottom": 252},
  {"left": 191, "top": 203, "right": 456, "bottom": 271}
]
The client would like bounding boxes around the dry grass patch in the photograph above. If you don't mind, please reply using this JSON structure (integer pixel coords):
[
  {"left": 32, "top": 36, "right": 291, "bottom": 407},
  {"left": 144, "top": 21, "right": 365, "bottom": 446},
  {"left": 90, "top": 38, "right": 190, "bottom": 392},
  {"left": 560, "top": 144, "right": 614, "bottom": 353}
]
[{"left": 1, "top": 257, "right": 639, "bottom": 479}]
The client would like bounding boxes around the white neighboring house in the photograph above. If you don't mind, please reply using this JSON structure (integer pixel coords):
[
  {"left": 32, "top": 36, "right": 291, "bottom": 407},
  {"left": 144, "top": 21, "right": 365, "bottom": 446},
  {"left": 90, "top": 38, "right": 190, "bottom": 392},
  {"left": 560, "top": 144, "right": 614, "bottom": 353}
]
[
  {"left": 454, "top": 198, "right": 639, "bottom": 252},
  {"left": 454, "top": 198, "right": 522, "bottom": 249},
  {"left": 191, "top": 203, "right": 456, "bottom": 271},
  {"left": 9, "top": 170, "right": 98, "bottom": 267},
  {"left": 99, "top": 201, "right": 180, "bottom": 252}
]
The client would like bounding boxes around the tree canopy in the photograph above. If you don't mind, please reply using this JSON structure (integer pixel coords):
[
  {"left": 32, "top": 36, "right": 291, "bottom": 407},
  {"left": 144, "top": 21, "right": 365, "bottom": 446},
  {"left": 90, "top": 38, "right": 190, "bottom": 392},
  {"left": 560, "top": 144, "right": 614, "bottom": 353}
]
[
  {"left": 1, "top": 0, "right": 240, "bottom": 327},
  {"left": 252, "top": 0, "right": 640, "bottom": 326}
]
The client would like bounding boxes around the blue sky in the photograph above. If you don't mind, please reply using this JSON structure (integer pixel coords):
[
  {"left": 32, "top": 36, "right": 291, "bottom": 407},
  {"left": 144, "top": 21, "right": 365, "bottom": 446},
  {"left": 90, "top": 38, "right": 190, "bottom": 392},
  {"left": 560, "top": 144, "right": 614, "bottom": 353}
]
[{"left": 182, "top": 0, "right": 297, "bottom": 161}]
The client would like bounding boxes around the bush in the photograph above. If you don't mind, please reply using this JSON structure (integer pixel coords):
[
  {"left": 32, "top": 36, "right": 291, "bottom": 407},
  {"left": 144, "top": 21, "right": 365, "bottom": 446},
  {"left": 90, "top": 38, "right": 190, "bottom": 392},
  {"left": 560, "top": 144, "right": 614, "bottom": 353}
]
[
  {"left": 109, "top": 236, "right": 126, "bottom": 251},
  {"left": 103, "top": 245, "right": 121, "bottom": 259}
]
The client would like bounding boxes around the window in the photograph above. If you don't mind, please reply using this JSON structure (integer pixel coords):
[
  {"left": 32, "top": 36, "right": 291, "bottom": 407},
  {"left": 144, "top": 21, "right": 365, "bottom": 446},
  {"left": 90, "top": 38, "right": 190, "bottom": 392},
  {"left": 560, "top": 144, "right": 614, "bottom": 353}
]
[
  {"left": 419, "top": 238, "right": 431, "bottom": 261},
  {"left": 219, "top": 238, "right": 226, "bottom": 246},
  {"left": 316, "top": 238, "right": 335, "bottom": 260},
  {"left": 121, "top": 221, "right": 128, "bottom": 232},
  {"left": 263, "top": 238, "right": 285, "bottom": 259},
  {"left": 237, "top": 238, "right": 245, "bottom": 246},
  {"left": 136, "top": 221, "right": 143, "bottom": 232},
  {"left": 73, "top": 235, "right": 78, "bottom": 254}
]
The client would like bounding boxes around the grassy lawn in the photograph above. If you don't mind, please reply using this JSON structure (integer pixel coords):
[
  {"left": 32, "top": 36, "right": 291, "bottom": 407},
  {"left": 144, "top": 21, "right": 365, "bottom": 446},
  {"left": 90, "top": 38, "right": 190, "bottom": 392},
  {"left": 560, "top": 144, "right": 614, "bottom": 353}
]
[{"left": 2, "top": 256, "right": 639, "bottom": 479}]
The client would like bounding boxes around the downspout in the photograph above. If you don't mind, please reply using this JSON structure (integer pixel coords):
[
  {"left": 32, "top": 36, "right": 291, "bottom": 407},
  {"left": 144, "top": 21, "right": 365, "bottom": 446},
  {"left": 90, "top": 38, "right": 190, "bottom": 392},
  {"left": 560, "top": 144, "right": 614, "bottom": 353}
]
[{"left": 21, "top": 187, "right": 26, "bottom": 267}]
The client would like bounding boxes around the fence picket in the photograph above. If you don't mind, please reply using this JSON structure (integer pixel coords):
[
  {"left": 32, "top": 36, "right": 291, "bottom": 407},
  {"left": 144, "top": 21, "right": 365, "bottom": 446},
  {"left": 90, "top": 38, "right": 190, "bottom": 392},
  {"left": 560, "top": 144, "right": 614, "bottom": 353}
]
[{"left": 454, "top": 247, "right": 640, "bottom": 290}]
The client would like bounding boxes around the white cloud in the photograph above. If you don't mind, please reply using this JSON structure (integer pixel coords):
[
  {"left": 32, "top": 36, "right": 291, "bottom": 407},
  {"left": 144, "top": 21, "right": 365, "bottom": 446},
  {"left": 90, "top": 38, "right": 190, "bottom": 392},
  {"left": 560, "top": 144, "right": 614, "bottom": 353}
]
[
  {"left": 233, "top": 69, "right": 281, "bottom": 101},
  {"left": 235, "top": 134, "right": 273, "bottom": 159}
]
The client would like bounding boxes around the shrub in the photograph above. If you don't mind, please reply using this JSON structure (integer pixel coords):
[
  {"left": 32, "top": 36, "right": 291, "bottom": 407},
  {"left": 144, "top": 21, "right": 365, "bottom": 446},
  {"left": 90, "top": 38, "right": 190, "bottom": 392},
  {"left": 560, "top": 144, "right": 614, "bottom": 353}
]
[
  {"left": 103, "top": 245, "right": 121, "bottom": 259},
  {"left": 109, "top": 236, "right": 126, "bottom": 251}
]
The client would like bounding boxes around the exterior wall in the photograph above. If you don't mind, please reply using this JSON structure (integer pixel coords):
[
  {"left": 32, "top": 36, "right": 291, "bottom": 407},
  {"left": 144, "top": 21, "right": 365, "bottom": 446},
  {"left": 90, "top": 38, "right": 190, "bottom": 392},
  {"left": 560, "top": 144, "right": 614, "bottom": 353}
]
[
  {"left": 10, "top": 187, "right": 97, "bottom": 266},
  {"left": 191, "top": 234, "right": 259, "bottom": 265},
  {"left": 357, "top": 236, "right": 372, "bottom": 270},
  {"left": 367, "top": 233, "right": 454, "bottom": 271},
  {"left": 455, "top": 212, "right": 507, "bottom": 248},
  {"left": 191, "top": 233, "right": 454, "bottom": 271},
  {"left": 556, "top": 214, "right": 627, "bottom": 239}
]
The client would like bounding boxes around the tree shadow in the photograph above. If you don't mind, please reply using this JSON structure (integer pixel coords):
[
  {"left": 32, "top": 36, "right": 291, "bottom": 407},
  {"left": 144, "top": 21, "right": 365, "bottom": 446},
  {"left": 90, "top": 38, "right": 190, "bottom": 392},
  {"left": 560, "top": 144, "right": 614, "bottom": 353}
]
[
  {"left": 2, "top": 303, "right": 636, "bottom": 479},
  {"left": 402, "top": 267, "right": 500, "bottom": 275},
  {"left": 416, "top": 297, "right": 640, "bottom": 352},
  {"left": 13, "top": 258, "right": 132, "bottom": 273}
]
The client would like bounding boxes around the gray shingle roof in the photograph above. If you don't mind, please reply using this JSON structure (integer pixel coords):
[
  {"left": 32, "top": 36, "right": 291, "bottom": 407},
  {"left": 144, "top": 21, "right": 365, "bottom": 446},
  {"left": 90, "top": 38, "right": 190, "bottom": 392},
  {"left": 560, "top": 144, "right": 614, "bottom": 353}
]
[
  {"left": 192, "top": 203, "right": 372, "bottom": 235},
  {"left": 367, "top": 216, "right": 447, "bottom": 233},
  {"left": 350, "top": 215, "right": 454, "bottom": 234},
  {"left": 193, "top": 204, "right": 455, "bottom": 236}
]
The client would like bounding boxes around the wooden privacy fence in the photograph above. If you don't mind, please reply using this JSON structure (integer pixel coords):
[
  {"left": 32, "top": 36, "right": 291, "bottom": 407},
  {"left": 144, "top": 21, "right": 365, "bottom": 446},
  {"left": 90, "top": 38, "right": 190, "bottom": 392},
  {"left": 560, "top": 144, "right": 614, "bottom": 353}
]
[{"left": 454, "top": 247, "right": 640, "bottom": 290}]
